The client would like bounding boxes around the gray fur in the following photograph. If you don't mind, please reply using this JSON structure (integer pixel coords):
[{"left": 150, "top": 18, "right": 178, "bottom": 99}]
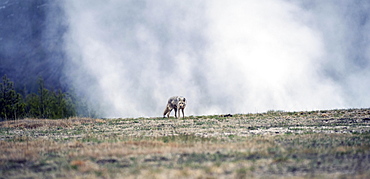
[{"left": 163, "top": 96, "right": 186, "bottom": 118}]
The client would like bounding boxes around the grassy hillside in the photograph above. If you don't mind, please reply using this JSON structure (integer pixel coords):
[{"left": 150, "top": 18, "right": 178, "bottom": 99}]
[{"left": 1, "top": 109, "right": 370, "bottom": 178}]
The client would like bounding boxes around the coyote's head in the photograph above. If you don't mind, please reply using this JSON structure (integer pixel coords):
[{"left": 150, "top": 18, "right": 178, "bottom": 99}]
[{"left": 178, "top": 97, "right": 186, "bottom": 109}]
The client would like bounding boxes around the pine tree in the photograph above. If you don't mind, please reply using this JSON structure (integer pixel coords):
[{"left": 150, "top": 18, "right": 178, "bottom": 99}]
[
  {"left": 25, "top": 77, "right": 51, "bottom": 118},
  {"left": 26, "top": 93, "right": 41, "bottom": 118},
  {"left": 0, "top": 75, "right": 25, "bottom": 120},
  {"left": 1, "top": 75, "right": 94, "bottom": 119},
  {"left": 38, "top": 77, "right": 49, "bottom": 118},
  {"left": 61, "top": 90, "right": 77, "bottom": 118},
  {"left": 25, "top": 78, "right": 78, "bottom": 119},
  {"left": 51, "top": 89, "right": 77, "bottom": 119}
]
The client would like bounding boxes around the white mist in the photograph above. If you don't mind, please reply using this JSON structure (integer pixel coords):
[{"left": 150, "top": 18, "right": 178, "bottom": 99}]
[{"left": 62, "top": 0, "right": 370, "bottom": 118}]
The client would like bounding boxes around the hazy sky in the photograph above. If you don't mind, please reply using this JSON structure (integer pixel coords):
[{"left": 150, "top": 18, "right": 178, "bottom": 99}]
[{"left": 61, "top": 0, "right": 370, "bottom": 117}]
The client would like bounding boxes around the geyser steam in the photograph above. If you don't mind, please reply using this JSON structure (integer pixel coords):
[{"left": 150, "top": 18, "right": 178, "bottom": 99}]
[{"left": 62, "top": 0, "right": 370, "bottom": 117}]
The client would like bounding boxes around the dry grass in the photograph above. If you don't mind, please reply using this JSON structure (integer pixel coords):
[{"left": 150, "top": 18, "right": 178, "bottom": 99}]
[
  {"left": 0, "top": 108, "right": 370, "bottom": 178},
  {"left": 0, "top": 117, "right": 105, "bottom": 129}
]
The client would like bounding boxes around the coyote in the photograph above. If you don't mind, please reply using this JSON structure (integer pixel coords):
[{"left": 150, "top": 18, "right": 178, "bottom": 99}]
[{"left": 163, "top": 96, "right": 186, "bottom": 118}]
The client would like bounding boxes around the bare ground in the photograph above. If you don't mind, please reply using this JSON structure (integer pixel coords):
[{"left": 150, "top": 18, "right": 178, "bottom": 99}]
[{"left": 0, "top": 108, "right": 370, "bottom": 178}]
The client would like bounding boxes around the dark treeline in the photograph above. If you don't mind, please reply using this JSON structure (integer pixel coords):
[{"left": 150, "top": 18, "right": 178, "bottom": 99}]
[{"left": 0, "top": 75, "right": 97, "bottom": 120}]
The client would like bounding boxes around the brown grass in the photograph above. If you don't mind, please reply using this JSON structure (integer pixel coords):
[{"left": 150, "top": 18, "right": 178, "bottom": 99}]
[
  {"left": 0, "top": 109, "right": 369, "bottom": 178},
  {"left": 0, "top": 117, "right": 105, "bottom": 129}
]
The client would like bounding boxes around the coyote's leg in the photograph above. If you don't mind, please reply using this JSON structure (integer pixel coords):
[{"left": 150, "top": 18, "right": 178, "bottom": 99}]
[
  {"left": 163, "top": 107, "right": 169, "bottom": 118},
  {"left": 167, "top": 108, "right": 172, "bottom": 118},
  {"left": 174, "top": 108, "right": 177, "bottom": 118},
  {"left": 164, "top": 106, "right": 173, "bottom": 118},
  {"left": 180, "top": 108, "right": 185, "bottom": 118}
]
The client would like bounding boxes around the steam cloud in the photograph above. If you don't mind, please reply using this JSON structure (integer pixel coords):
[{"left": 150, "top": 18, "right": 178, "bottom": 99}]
[{"left": 62, "top": 0, "right": 370, "bottom": 117}]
